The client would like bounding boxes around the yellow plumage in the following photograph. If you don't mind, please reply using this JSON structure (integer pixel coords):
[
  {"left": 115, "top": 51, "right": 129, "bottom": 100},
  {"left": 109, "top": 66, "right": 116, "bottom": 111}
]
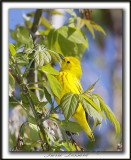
[{"left": 56, "top": 56, "right": 95, "bottom": 141}]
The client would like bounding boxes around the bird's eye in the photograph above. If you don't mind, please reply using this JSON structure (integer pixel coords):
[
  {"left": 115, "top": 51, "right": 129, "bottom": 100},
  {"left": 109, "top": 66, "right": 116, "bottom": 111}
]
[{"left": 67, "top": 61, "right": 70, "bottom": 63}]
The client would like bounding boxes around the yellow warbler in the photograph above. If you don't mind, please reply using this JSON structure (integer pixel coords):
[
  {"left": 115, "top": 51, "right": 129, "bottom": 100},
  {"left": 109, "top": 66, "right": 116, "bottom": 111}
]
[{"left": 56, "top": 55, "right": 95, "bottom": 141}]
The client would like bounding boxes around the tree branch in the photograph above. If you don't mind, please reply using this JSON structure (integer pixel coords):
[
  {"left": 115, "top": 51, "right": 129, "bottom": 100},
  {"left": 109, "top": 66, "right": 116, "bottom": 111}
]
[
  {"left": 30, "top": 9, "right": 43, "bottom": 100},
  {"left": 31, "top": 9, "right": 43, "bottom": 42}
]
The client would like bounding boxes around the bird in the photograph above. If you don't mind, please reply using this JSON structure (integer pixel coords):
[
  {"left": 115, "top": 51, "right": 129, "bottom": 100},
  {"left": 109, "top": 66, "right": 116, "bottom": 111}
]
[{"left": 55, "top": 55, "right": 95, "bottom": 141}]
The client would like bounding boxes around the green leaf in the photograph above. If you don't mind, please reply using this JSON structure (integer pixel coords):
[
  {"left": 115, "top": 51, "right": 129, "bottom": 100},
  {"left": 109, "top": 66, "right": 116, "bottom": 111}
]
[
  {"left": 43, "top": 87, "right": 53, "bottom": 107},
  {"left": 20, "top": 92, "right": 29, "bottom": 104},
  {"left": 47, "top": 29, "right": 58, "bottom": 50},
  {"left": 84, "top": 19, "right": 95, "bottom": 39},
  {"left": 60, "top": 120, "right": 83, "bottom": 133},
  {"left": 77, "top": 17, "right": 85, "bottom": 30},
  {"left": 84, "top": 76, "right": 101, "bottom": 94},
  {"left": 65, "top": 9, "right": 77, "bottom": 17},
  {"left": 34, "top": 51, "right": 44, "bottom": 67},
  {"left": 76, "top": 43, "right": 86, "bottom": 59},
  {"left": 57, "top": 26, "right": 88, "bottom": 48},
  {"left": 10, "top": 26, "right": 29, "bottom": 44},
  {"left": 22, "top": 137, "right": 41, "bottom": 147},
  {"left": 60, "top": 93, "right": 79, "bottom": 120},
  {"left": 20, "top": 91, "right": 39, "bottom": 105},
  {"left": 29, "top": 123, "right": 40, "bottom": 141},
  {"left": 34, "top": 45, "right": 51, "bottom": 67},
  {"left": 68, "top": 17, "right": 76, "bottom": 27},
  {"left": 9, "top": 97, "right": 19, "bottom": 108},
  {"left": 15, "top": 56, "right": 29, "bottom": 66},
  {"left": 39, "top": 29, "right": 50, "bottom": 36},
  {"left": 29, "top": 123, "right": 39, "bottom": 132},
  {"left": 80, "top": 94, "right": 106, "bottom": 121},
  {"left": 55, "top": 26, "right": 88, "bottom": 58},
  {"left": 25, "top": 20, "right": 33, "bottom": 29},
  {"left": 40, "top": 64, "right": 59, "bottom": 75},
  {"left": 46, "top": 73, "right": 62, "bottom": 98},
  {"left": 9, "top": 72, "right": 15, "bottom": 97},
  {"left": 24, "top": 34, "right": 34, "bottom": 54},
  {"left": 93, "top": 93, "right": 120, "bottom": 136},
  {"left": 80, "top": 95, "right": 103, "bottom": 131},
  {"left": 47, "top": 49, "right": 61, "bottom": 65},
  {"left": 90, "top": 20, "right": 106, "bottom": 36},
  {"left": 28, "top": 116, "right": 37, "bottom": 125},
  {"left": 40, "top": 16, "right": 52, "bottom": 29},
  {"left": 9, "top": 43, "right": 16, "bottom": 56},
  {"left": 29, "top": 91, "right": 39, "bottom": 105}
]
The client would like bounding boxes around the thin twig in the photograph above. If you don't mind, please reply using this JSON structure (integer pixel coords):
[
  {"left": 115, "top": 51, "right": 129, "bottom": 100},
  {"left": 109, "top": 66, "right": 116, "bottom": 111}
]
[
  {"left": 14, "top": 121, "right": 28, "bottom": 151},
  {"left": 66, "top": 131, "right": 84, "bottom": 151}
]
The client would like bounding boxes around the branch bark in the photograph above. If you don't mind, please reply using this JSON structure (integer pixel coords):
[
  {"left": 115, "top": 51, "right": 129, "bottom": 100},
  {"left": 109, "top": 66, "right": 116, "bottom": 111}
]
[
  {"left": 30, "top": 9, "right": 43, "bottom": 100},
  {"left": 31, "top": 9, "right": 43, "bottom": 42}
]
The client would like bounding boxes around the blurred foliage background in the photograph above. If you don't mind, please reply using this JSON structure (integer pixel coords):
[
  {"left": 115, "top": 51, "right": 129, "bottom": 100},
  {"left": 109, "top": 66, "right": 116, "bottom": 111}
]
[{"left": 9, "top": 9, "right": 122, "bottom": 151}]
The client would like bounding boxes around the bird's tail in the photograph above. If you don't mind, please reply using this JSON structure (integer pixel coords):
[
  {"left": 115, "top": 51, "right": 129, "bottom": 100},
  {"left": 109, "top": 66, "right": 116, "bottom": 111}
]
[{"left": 72, "top": 103, "right": 95, "bottom": 141}]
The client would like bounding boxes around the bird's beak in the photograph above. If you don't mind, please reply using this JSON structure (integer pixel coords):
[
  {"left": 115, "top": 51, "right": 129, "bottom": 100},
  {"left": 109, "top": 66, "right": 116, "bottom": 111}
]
[{"left": 59, "top": 54, "right": 65, "bottom": 61}]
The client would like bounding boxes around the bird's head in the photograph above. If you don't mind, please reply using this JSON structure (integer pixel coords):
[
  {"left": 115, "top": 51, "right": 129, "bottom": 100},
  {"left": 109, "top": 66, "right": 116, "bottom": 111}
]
[{"left": 59, "top": 54, "right": 82, "bottom": 79}]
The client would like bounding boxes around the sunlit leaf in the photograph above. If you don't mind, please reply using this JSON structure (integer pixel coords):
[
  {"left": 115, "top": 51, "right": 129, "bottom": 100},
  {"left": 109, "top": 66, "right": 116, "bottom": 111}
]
[
  {"left": 10, "top": 26, "right": 29, "bottom": 44},
  {"left": 24, "top": 34, "right": 34, "bottom": 54},
  {"left": 25, "top": 20, "right": 33, "bottom": 29},
  {"left": 68, "top": 17, "right": 76, "bottom": 27},
  {"left": 34, "top": 45, "right": 51, "bottom": 67},
  {"left": 46, "top": 73, "right": 61, "bottom": 98},
  {"left": 39, "top": 29, "right": 50, "bottom": 36},
  {"left": 65, "top": 9, "right": 77, "bottom": 17},
  {"left": 9, "top": 43, "right": 16, "bottom": 56},
  {"left": 90, "top": 20, "right": 106, "bottom": 35},
  {"left": 80, "top": 95, "right": 103, "bottom": 131},
  {"left": 47, "top": 29, "right": 58, "bottom": 50},
  {"left": 60, "top": 93, "right": 79, "bottom": 120},
  {"left": 80, "top": 94, "right": 106, "bottom": 120},
  {"left": 47, "top": 48, "right": 61, "bottom": 65},
  {"left": 40, "top": 64, "right": 59, "bottom": 75},
  {"left": 84, "top": 19, "right": 95, "bottom": 39},
  {"left": 93, "top": 93, "right": 120, "bottom": 136},
  {"left": 40, "top": 16, "right": 52, "bottom": 29},
  {"left": 57, "top": 26, "right": 88, "bottom": 48},
  {"left": 29, "top": 123, "right": 39, "bottom": 132},
  {"left": 77, "top": 17, "right": 85, "bottom": 30}
]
